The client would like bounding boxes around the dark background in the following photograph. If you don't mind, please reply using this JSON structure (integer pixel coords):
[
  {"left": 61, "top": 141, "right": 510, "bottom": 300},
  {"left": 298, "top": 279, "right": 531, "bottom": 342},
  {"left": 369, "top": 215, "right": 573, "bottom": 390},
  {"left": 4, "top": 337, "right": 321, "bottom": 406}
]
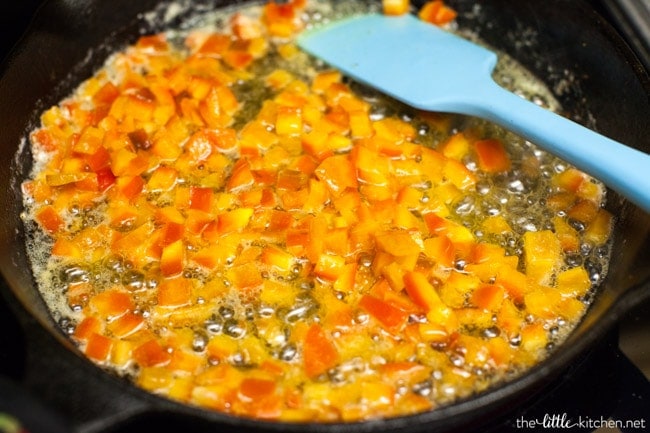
[
  {"left": 1, "top": 0, "right": 44, "bottom": 62},
  {"left": 3, "top": 0, "right": 650, "bottom": 67},
  {"left": 2, "top": 0, "right": 650, "bottom": 66}
]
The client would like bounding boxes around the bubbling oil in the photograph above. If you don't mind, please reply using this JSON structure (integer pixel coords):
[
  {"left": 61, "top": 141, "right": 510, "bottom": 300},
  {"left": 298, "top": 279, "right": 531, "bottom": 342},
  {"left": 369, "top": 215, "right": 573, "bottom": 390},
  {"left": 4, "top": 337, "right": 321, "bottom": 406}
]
[{"left": 22, "top": 0, "right": 611, "bottom": 421}]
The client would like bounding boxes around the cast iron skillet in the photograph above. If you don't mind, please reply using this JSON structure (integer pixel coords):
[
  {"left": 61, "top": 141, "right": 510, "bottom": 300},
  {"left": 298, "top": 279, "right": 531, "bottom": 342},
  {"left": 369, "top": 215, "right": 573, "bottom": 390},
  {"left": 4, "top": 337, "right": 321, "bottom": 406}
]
[{"left": 0, "top": 0, "right": 649, "bottom": 432}]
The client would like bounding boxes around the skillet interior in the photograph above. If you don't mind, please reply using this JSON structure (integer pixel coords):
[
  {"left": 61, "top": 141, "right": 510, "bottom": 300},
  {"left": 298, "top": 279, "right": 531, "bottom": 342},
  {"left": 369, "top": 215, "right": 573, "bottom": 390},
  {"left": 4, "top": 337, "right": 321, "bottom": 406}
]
[{"left": 0, "top": 0, "right": 649, "bottom": 432}]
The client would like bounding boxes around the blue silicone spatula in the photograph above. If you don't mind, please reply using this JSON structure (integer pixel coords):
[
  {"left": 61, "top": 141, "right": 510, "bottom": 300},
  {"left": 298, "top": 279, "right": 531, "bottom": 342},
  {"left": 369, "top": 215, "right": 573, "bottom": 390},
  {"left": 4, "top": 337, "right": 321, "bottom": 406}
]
[{"left": 297, "top": 13, "right": 650, "bottom": 213}]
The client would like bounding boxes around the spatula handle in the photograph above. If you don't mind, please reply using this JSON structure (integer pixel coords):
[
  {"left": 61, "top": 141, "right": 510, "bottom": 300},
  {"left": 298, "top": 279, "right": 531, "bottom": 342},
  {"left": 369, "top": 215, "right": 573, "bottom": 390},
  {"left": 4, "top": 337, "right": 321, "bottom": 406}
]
[{"left": 477, "top": 81, "right": 650, "bottom": 213}]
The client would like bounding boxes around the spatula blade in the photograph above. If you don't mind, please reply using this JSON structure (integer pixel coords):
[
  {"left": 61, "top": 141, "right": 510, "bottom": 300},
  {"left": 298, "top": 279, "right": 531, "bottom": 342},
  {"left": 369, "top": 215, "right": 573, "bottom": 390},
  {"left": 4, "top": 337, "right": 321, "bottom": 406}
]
[
  {"left": 297, "top": 13, "right": 498, "bottom": 112},
  {"left": 297, "top": 13, "right": 650, "bottom": 213}
]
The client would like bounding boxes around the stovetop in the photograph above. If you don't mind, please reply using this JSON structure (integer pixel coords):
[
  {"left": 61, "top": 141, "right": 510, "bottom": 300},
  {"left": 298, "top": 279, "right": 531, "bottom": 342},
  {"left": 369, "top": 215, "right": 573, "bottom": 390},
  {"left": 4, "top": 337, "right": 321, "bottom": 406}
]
[{"left": 1, "top": 1, "right": 650, "bottom": 432}]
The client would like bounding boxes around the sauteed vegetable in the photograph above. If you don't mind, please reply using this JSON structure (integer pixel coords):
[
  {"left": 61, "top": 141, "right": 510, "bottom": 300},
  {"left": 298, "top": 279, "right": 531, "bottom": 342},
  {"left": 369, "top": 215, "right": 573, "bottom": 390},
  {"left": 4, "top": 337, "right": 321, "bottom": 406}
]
[{"left": 21, "top": 0, "right": 613, "bottom": 422}]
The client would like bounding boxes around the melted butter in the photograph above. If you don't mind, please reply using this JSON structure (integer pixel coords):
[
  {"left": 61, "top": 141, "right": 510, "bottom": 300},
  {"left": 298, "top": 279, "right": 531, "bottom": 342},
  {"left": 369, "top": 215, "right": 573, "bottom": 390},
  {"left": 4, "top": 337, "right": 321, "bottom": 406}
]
[{"left": 22, "top": 0, "right": 611, "bottom": 421}]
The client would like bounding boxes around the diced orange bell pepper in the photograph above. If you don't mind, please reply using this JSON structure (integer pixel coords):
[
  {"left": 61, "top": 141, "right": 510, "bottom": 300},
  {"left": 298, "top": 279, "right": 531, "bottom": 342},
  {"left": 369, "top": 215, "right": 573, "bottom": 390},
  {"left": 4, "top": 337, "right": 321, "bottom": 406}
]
[
  {"left": 403, "top": 271, "right": 443, "bottom": 312},
  {"left": 522, "top": 230, "right": 561, "bottom": 286},
  {"left": 207, "top": 128, "right": 238, "bottom": 153},
  {"left": 440, "top": 132, "right": 470, "bottom": 160},
  {"left": 443, "top": 159, "right": 476, "bottom": 190},
  {"left": 74, "top": 316, "right": 102, "bottom": 341},
  {"left": 381, "top": 261, "right": 405, "bottom": 291},
  {"left": 30, "top": 128, "right": 60, "bottom": 152},
  {"left": 157, "top": 277, "right": 192, "bottom": 307},
  {"left": 197, "top": 33, "right": 231, "bottom": 56},
  {"left": 314, "top": 154, "right": 358, "bottom": 195},
  {"left": 311, "top": 70, "right": 342, "bottom": 94},
  {"left": 51, "top": 238, "right": 82, "bottom": 259},
  {"left": 276, "top": 106, "right": 303, "bottom": 135},
  {"left": 223, "top": 47, "right": 255, "bottom": 70},
  {"left": 552, "top": 216, "right": 580, "bottom": 253},
  {"left": 496, "top": 299, "right": 523, "bottom": 338},
  {"left": 383, "top": 0, "right": 410, "bottom": 16},
  {"left": 84, "top": 144, "right": 111, "bottom": 172},
  {"left": 200, "top": 85, "right": 239, "bottom": 127},
  {"left": 303, "top": 323, "right": 339, "bottom": 378},
  {"left": 90, "top": 289, "right": 133, "bottom": 319},
  {"left": 261, "top": 245, "right": 296, "bottom": 272},
  {"left": 481, "top": 215, "right": 513, "bottom": 235},
  {"left": 350, "top": 144, "right": 390, "bottom": 186},
  {"left": 474, "top": 138, "right": 511, "bottom": 173},
  {"left": 301, "top": 129, "right": 332, "bottom": 161},
  {"left": 374, "top": 117, "right": 416, "bottom": 142},
  {"left": 423, "top": 212, "right": 447, "bottom": 235},
  {"left": 286, "top": 227, "right": 309, "bottom": 250},
  {"left": 396, "top": 185, "right": 423, "bottom": 210},
  {"left": 439, "top": 271, "right": 480, "bottom": 308},
  {"left": 359, "top": 294, "right": 409, "bottom": 332},
  {"left": 546, "top": 192, "right": 577, "bottom": 212},
  {"left": 465, "top": 243, "right": 518, "bottom": 281},
  {"left": 567, "top": 199, "right": 599, "bottom": 225},
  {"left": 393, "top": 205, "right": 424, "bottom": 232},
  {"left": 266, "top": 69, "right": 294, "bottom": 90},
  {"left": 576, "top": 178, "right": 604, "bottom": 203},
  {"left": 554, "top": 298, "right": 587, "bottom": 322},
  {"left": 189, "top": 186, "right": 214, "bottom": 212},
  {"left": 133, "top": 339, "right": 172, "bottom": 367},
  {"left": 85, "top": 333, "right": 113, "bottom": 361},
  {"left": 135, "top": 33, "right": 168, "bottom": 51},
  {"left": 35, "top": 205, "right": 64, "bottom": 234},
  {"left": 520, "top": 322, "right": 548, "bottom": 354},
  {"left": 470, "top": 283, "right": 505, "bottom": 311},
  {"left": 276, "top": 168, "right": 309, "bottom": 191},
  {"left": 93, "top": 81, "right": 120, "bottom": 106},
  {"left": 374, "top": 230, "right": 422, "bottom": 257},
  {"left": 263, "top": 1, "right": 301, "bottom": 37},
  {"left": 147, "top": 166, "right": 178, "bottom": 192},
  {"left": 555, "top": 266, "right": 591, "bottom": 298},
  {"left": 160, "top": 239, "right": 185, "bottom": 277},
  {"left": 184, "top": 130, "right": 213, "bottom": 162},
  {"left": 218, "top": 208, "right": 254, "bottom": 233},
  {"left": 73, "top": 126, "right": 105, "bottom": 155},
  {"left": 361, "top": 382, "right": 395, "bottom": 409},
  {"left": 239, "top": 377, "right": 277, "bottom": 401},
  {"left": 333, "top": 263, "right": 357, "bottom": 293},
  {"left": 494, "top": 267, "right": 529, "bottom": 304},
  {"left": 314, "top": 253, "right": 346, "bottom": 281},
  {"left": 229, "top": 262, "right": 264, "bottom": 290},
  {"left": 423, "top": 235, "right": 455, "bottom": 268},
  {"left": 227, "top": 158, "right": 256, "bottom": 192},
  {"left": 115, "top": 175, "right": 145, "bottom": 201},
  {"left": 583, "top": 208, "right": 613, "bottom": 245},
  {"left": 418, "top": 0, "right": 457, "bottom": 26},
  {"left": 553, "top": 167, "right": 586, "bottom": 193},
  {"left": 108, "top": 312, "right": 145, "bottom": 338},
  {"left": 348, "top": 110, "right": 373, "bottom": 138},
  {"left": 151, "top": 120, "right": 186, "bottom": 160},
  {"left": 21, "top": 179, "right": 50, "bottom": 204},
  {"left": 184, "top": 209, "right": 214, "bottom": 235}
]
